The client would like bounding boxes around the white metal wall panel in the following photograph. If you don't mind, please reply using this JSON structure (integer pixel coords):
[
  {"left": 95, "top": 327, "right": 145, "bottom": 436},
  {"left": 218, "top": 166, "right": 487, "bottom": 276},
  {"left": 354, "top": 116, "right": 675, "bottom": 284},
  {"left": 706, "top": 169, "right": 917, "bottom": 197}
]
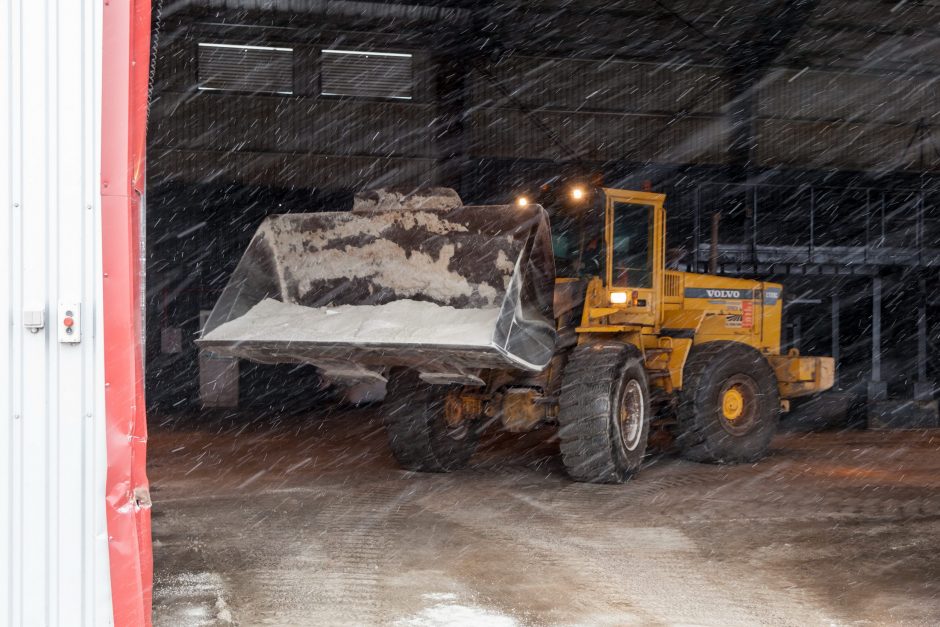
[{"left": 1, "top": 1, "right": 112, "bottom": 625}]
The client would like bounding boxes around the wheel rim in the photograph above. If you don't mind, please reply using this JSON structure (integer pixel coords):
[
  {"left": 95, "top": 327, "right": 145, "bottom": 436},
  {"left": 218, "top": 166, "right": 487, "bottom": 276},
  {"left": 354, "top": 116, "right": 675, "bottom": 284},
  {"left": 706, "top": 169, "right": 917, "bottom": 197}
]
[
  {"left": 718, "top": 374, "right": 759, "bottom": 435},
  {"left": 722, "top": 387, "right": 744, "bottom": 420},
  {"left": 444, "top": 422, "right": 470, "bottom": 441},
  {"left": 619, "top": 379, "right": 645, "bottom": 451},
  {"left": 442, "top": 390, "right": 474, "bottom": 441}
]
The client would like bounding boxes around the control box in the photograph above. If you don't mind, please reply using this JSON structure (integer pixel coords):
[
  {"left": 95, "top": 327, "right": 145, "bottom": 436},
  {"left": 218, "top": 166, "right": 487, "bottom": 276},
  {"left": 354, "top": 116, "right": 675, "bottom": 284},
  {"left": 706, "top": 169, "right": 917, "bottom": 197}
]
[{"left": 58, "top": 303, "right": 81, "bottom": 343}]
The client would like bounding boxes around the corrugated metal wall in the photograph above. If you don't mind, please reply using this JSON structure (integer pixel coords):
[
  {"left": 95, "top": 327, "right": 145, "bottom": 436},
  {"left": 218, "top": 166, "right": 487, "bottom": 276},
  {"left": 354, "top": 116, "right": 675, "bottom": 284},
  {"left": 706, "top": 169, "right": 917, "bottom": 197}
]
[
  {"left": 149, "top": 30, "right": 441, "bottom": 189},
  {"left": 468, "top": 56, "right": 729, "bottom": 164},
  {"left": 756, "top": 68, "right": 940, "bottom": 171},
  {"left": 468, "top": 56, "right": 940, "bottom": 173},
  {"left": 149, "top": 25, "right": 940, "bottom": 191},
  {"left": 1, "top": 2, "right": 113, "bottom": 625}
]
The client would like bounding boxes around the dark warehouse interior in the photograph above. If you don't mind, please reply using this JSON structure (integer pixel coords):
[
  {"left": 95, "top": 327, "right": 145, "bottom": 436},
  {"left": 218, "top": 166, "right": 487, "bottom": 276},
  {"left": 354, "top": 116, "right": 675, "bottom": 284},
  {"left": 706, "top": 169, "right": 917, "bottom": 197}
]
[
  {"left": 145, "top": 0, "right": 940, "bottom": 425},
  {"left": 139, "top": 3, "right": 940, "bottom": 624}
]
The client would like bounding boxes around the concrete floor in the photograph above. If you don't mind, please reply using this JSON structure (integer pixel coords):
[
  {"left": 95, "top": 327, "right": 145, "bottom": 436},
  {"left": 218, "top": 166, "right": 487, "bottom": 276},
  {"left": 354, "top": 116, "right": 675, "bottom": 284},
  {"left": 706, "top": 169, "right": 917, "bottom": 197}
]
[{"left": 150, "top": 409, "right": 940, "bottom": 626}]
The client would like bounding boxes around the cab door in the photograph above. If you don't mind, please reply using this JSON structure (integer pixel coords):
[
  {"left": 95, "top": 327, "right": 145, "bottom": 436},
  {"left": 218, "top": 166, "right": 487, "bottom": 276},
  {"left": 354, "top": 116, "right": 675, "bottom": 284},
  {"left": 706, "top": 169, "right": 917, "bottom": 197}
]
[{"left": 603, "top": 188, "right": 666, "bottom": 327}]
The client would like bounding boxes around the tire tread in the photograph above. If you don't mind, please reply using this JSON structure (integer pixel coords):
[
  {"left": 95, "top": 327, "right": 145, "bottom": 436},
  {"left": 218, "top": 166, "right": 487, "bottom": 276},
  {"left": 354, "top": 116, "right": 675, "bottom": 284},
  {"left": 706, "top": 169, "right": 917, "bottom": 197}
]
[
  {"left": 557, "top": 343, "right": 649, "bottom": 483},
  {"left": 383, "top": 371, "right": 479, "bottom": 473},
  {"left": 676, "top": 341, "right": 779, "bottom": 464}
]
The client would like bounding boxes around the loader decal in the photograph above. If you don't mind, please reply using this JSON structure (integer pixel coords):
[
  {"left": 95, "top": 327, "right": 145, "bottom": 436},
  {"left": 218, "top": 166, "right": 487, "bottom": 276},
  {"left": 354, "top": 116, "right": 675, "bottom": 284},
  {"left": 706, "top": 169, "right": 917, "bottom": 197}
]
[
  {"left": 725, "top": 302, "right": 754, "bottom": 329},
  {"left": 763, "top": 288, "right": 781, "bottom": 305},
  {"left": 684, "top": 288, "right": 754, "bottom": 300},
  {"left": 741, "top": 300, "right": 754, "bottom": 328}
]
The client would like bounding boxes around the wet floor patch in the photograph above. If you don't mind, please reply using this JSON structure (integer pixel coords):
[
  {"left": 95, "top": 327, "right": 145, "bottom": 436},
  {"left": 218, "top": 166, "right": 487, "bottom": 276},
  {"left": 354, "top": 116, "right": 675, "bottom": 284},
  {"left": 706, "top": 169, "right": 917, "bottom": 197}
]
[{"left": 150, "top": 411, "right": 940, "bottom": 625}]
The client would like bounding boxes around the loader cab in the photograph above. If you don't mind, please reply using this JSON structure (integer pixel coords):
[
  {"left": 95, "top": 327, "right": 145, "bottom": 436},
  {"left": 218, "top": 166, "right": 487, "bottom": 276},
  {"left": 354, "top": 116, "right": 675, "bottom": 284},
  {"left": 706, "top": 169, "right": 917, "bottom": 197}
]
[
  {"left": 552, "top": 187, "right": 666, "bottom": 333},
  {"left": 546, "top": 187, "right": 604, "bottom": 279},
  {"left": 601, "top": 188, "right": 666, "bottom": 327}
]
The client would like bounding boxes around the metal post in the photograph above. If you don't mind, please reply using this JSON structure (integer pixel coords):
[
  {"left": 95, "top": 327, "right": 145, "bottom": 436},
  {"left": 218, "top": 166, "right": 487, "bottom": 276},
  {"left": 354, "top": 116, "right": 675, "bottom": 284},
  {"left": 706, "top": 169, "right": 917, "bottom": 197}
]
[
  {"left": 868, "top": 276, "right": 887, "bottom": 401},
  {"left": 709, "top": 212, "right": 720, "bottom": 275},
  {"left": 918, "top": 293, "right": 927, "bottom": 381},
  {"left": 809, "top": 187, "right": 815, "bottom": 263},
  {"left": 831, "top": 290, "right": 840, "bottom": 389},
  {"left": 752, "top": 185, "right": 759, "bottom": 266},
  {"left": 864, "top": 189, "right": 870, "bottom": 264},
  {"left": 915, "top": 275, "right": 932, "bottom": 400},
  {"left": 872, "top": 276, "right": 881, "bottom": 382},
  {"left": 433, "top": 53, "right": 470, "bottom": 192},
  {"left": 693, "top": 186, "right": 701, "bottom": 269},
  {"left": 880, "top": 192, "right": 886, "bottom": 246},
  {"left": 918, "top": 193, "right": 925, "bottom": 266}
]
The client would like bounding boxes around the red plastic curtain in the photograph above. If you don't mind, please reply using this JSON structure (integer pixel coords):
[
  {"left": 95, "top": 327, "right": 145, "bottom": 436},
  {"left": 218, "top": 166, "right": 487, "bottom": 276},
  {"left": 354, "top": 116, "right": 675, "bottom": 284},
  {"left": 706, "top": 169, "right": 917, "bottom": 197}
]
[{"left": 101, "top": 1, "right": 152, "bottom": 625}]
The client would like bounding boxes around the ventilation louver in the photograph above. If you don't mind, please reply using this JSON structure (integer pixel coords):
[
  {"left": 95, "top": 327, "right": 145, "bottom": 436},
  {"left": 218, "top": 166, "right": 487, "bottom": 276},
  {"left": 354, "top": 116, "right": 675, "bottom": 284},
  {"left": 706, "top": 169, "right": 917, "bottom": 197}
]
[
  {"left": 320, "top": 49, "right": 413, "bottom": 100},
  {"left": 198, "top": 43, "right": 294, "bottom": 94}
]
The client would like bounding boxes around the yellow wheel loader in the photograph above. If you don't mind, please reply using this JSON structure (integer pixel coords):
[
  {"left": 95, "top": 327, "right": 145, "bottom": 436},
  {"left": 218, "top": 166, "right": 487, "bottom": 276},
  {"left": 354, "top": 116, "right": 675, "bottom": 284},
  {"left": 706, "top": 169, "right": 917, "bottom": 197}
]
[{"left": 198, "top": 186, "right": 833, "bottom": 483}]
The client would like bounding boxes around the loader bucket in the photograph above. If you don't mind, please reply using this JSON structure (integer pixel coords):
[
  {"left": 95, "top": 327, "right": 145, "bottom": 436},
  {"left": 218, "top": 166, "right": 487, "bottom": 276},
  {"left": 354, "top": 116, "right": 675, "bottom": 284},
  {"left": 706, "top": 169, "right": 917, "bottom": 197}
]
[{"left": 197, "top": 200, "right": 556, "bottom": 384}]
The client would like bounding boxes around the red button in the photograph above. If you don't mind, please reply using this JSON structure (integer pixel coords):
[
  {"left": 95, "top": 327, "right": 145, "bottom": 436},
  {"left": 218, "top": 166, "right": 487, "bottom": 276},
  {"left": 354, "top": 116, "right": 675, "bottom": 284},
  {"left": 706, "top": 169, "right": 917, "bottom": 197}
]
[{"left": 63, "top": 317, "right": 74, "bottom": 327}]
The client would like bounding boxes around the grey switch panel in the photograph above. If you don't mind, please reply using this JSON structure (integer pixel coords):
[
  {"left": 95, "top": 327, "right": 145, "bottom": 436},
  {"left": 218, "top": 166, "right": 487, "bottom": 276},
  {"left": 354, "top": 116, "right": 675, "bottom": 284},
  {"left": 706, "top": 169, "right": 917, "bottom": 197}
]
[{"left": 23, "top": 308, "right": 45, "bottom": 333}]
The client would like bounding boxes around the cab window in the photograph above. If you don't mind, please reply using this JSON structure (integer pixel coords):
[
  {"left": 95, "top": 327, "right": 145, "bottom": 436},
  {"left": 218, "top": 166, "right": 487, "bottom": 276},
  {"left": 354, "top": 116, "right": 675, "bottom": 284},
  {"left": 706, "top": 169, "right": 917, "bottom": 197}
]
[
  {"left": 611, "top": 202, "right": 652, "bottom": 288},
  {"left": 550, "top": 212, "right": 604, "bottom": 278}
]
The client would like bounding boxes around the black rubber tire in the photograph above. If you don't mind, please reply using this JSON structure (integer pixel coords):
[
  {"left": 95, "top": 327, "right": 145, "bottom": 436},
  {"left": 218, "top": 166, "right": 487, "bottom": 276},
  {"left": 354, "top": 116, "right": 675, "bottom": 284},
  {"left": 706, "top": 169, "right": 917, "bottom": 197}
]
[
  {"left": 382, "top": 370, "right": 482, "bottom": 473},
  {"left": 557, "top": 343, "right": 651, "bottom": 483},
  {"left": 676, "top": 341, "right": 780, "bottom": 463}
]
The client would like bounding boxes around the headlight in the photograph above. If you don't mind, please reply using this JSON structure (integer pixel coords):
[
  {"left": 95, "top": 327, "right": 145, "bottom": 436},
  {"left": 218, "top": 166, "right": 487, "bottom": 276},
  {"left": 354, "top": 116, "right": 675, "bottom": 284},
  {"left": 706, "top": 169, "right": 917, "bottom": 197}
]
[
  {"left": 610, "top": 291, "right": 628, "bottom": 304},
  {"left": 570, "top": 186, "right": 585, "bottom": 201},
  {"left": 516, "top": 196, "right": 528, "bottom": 207}
]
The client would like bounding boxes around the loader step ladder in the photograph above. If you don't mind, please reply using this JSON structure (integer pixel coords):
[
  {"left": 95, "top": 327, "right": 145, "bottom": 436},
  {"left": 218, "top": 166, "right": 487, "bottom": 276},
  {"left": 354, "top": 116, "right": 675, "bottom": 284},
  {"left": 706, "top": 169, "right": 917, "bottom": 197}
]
[{"left": 643, "top": 346, "right": 674, "bottom": 391}]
